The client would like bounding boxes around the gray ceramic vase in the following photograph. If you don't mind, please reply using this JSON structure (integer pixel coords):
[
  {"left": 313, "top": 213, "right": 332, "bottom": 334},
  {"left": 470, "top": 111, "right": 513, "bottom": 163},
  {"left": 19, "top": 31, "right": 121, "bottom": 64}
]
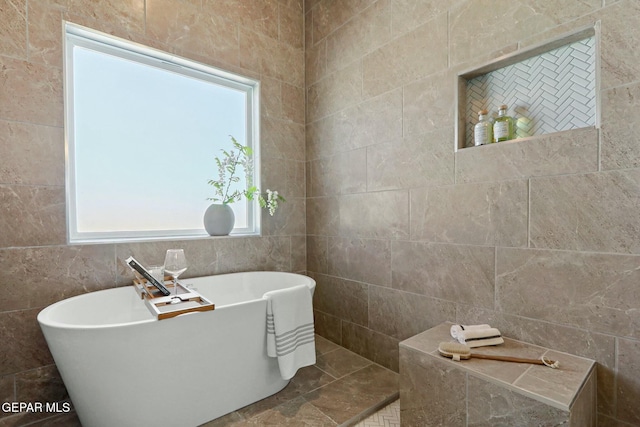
[{"left": 203, "top": 204, "right": 235, "bottom": 236}]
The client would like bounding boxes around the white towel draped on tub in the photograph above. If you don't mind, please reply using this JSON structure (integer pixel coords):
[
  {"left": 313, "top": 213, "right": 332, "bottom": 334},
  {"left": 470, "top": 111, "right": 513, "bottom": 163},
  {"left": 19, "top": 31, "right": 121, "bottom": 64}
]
[{"left": 264, "top": 284, "right": 316, "bottom": 380}]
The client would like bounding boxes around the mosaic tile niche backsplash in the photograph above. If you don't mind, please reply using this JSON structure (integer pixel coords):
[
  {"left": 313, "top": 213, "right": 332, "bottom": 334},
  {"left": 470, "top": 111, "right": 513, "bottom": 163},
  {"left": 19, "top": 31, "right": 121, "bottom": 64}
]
[{"left": 465, "top": 36, "right": 596, "bottom": 147}]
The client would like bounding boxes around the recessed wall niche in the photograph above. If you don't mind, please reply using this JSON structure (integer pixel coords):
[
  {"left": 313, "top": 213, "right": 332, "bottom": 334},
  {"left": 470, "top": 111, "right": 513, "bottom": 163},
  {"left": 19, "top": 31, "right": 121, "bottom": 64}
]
[{"left": 456, "top": 25, "right": 598, "bottom": 151}]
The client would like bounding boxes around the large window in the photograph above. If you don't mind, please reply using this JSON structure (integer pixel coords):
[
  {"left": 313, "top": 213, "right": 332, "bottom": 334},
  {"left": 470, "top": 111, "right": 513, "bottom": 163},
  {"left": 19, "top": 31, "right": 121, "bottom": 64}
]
[{"left": 64, "top": 23, "right": 261, "bottom": 243}]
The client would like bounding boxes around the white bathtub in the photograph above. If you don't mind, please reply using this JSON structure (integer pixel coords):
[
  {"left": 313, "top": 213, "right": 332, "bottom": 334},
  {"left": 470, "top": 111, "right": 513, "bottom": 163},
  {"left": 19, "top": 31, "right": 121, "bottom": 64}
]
[{"left": 37, "top": 271, "right": 316, "bottom": 427}]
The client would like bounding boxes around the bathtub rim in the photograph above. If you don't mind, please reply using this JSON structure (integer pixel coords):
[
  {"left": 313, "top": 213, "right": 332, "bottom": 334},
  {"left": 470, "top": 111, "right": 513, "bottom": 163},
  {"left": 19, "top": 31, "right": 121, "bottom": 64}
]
[{"left": 37, "top": 271, "right": 315, "bottom": 331}]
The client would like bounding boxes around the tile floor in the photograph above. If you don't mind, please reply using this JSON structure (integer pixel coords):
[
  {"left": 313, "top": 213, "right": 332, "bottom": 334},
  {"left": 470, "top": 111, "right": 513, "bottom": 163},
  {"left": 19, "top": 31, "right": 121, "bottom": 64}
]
[{"left": 202, "top": 335, "right": 399, "bottom": 426}]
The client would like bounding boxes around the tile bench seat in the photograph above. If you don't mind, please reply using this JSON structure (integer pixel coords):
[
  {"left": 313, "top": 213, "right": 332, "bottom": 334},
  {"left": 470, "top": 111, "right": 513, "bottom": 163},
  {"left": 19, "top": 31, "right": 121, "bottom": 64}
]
[{"left": 400, "top": 322, "right": 596, "bottom": 426}]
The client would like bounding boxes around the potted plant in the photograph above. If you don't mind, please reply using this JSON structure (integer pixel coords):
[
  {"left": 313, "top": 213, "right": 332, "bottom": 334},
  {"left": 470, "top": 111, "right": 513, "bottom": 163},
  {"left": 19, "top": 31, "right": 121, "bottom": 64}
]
[{"left": 204, "top": 136, "right": 284, "bottom": 236}]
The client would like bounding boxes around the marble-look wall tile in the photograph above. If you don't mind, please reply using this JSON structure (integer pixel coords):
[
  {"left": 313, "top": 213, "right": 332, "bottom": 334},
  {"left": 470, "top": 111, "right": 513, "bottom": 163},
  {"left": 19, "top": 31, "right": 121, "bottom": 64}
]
[
  {"left": 0, "top": 57, "right": 63, "bottom": 126},
  {"left": 203, "top": 0, "right": 279, "bottom": 41},
  {"left": 67, "top": 0, "right": 145, "bottom": 34},
  {"left": 496, "top": 248, "right": 640, "bottom": 339},
  {"left": 10, "top": 365, "right": 75, "bottom": 427},
  {"left": 311, "top": 0, "right": 377, "bottom": 44},
  {"left": 306, "top": 235, "right": 327, "bottom": 274},
  {"left": 391, "top": 241, "right": 494, "bottom": 308},
  {"left": 306, "top": 60, "right": 362, "bottom": 123},
  {"left": 305, "top": 37, "right": 326, "bottom": 85},
  {"left": 313, "top": 309, "right": 342, "bottom": 345},
  {"left": 390, "top": 0, "right": 456, "bottom": 36},
  {"left": 309, "top": 149, "right": 366, "bottom": 197},
  {"left": 15, "top": 365, "right": 66, "bottom": 404},
  {"left": 261, "top": 197, "right": 306, "bottom": 236},
  {"left": 403, "top": 71, "right": 455, "bottom": 137},
  {"left": 338, "top": 190, "right": 409, "bottom": 240},
  {"left": 344, "top": 88, "right": 403, "bottom": 149},
  {"left": 262, "top": 118, "right": 306, "bottom": 162},
  {"left": 0, "top": 309, "right": 53, "bottom": 376},
  {"left": 261, "top": 158, "right": 306, "bottom": 199},
  {"left": 530, "top": 169, "right": 640, "bottom": 254},
  {"left": 0, "top": 121, "right": 63, "bottom": 186},
  {"left": 456, "top": 128, "right": 599, "bottom": 184},
  {"left": 306, "top": 196, "right": 339, "bottom": 236},
  {"left": 367, "top": 128, "right": 454, "bottom": 192},
  {"left": 410, "top": 179, "right": 528, "bottom": 247},
  {"left": 342, "top": 321, "right": 399, "bottom": 372},
  {"left": 304, "top": 0, "right": 321, "bottom": 14},
  {"left": 0, "top": 245, "right": 116, "bottom": 312},
  {"left": 600, "top": 0, "right": 640, "bottom": 89},
  {"left": 146, "top": 0, "right": 239, "bottom": 67},
  {"left": 261, "top": 77, "right": 285, "bottom": 122},
  {"left": 281, "top": 82, "right": 305, "bottom": 124},
  {"left": 617, "top": 337, "right": 640, "bottom": 424},
  {"left": 327, "top": 237, "right": 391, "bottom": 286},
  {"left": 570, "top": 371, "right": 597, "bottom": 427},
  {"left": 290, "top": 235, "right": 306, "bottom": 272},
  {"left": 369, "top": 285, "right": 455, "bottom": 340},
  {"left": 597, "top": 414, "right": 636, "bottom": 427},
  {"left": 239, "top": 27, "right": 304, "bottom": 87},
  {"left": 449, "top": 0, "right": 600, "bottom": 66},
  {"left": 467, "top": 375, "right": 569, "bottom": 426},
  {"left": 601, "top": 82, "right": 640, "bottom": 170},
  {"left": 363, "top": 15, "right": 447, "bottom": 99},
  {"left": 278, "top": 1, "right": 304, "bottom": 49},
  {"left": 326, "top": 0, "right": 391, "bottom": 73},
  {"left": 26, "top": 1, "right": 64, "bottom": 68},
  {"left": 0, "top": 185, "right": 65, "bottom": 248},
  {"left": 214, "top": 236, "right": 291, "bottom": 273},
  {"left": 0, "top": 374, "right": 13, "bottom": 409},
  {"left": 312, "top": 273, "right": 368, "bottom": 327},
  {"left": 307, "top": 88, "right": 402, "bottom": 158},
  {"left": 1, "top": 0, "right": 27, "bottom": 60},
  {"left": 400, "top": 348, "right": 466, "bottom": 427},
  {"left": 304, "top": 7, "right": 313, "bottom": 51}
]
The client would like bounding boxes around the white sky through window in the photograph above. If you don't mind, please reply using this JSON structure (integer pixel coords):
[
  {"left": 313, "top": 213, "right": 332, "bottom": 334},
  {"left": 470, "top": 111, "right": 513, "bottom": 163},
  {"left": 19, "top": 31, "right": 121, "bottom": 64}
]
[{"left": 71, "top": 45, "right": 249, "bottom": 234}]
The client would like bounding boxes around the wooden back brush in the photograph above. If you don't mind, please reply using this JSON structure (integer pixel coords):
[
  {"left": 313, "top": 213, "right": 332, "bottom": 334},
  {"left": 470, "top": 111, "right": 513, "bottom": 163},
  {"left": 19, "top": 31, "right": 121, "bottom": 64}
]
[{"left": 438, "top": 342, "right": 559, "bottom": 369}]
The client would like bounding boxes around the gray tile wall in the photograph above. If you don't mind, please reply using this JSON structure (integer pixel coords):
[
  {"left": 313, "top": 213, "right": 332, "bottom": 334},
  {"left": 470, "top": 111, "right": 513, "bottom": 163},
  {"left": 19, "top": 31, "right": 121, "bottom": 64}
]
[
  {"left": 305, "top": 1, "right": 640, "bottom": 425},
  {"left": 0, "top": 1, "right": 305, "bottom": 425}
]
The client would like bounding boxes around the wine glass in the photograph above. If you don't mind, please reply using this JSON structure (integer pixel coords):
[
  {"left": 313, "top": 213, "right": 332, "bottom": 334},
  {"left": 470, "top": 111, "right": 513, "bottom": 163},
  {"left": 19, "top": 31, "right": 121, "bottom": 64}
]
[{"left": 164, "top": 249, "right": 187, "bottom": 297}]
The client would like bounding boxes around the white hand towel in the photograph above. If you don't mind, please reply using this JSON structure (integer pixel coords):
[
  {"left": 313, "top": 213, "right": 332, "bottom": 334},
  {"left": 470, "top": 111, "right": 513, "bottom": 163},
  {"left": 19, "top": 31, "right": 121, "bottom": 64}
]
[
  {"left": 450, "top": 324, "right": 491, "bottom": 340},
  {"left": 264, "top": 284, "right": 316, "bottom": 380},
  {"left": 456, "top": 327, "right": 504, "bottom": 347}
]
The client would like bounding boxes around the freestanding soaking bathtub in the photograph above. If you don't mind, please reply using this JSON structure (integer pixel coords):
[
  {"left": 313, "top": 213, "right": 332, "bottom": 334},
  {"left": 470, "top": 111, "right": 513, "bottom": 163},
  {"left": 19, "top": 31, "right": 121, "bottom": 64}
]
[{"left": 37, "top": 271, "right": 316, "bottom": 427}]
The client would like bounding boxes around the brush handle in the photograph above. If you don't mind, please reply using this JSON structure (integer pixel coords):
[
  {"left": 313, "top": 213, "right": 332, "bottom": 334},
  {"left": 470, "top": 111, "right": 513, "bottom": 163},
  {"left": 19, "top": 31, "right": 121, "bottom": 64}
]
[{"left": 471, "top": 353, "right": 553, "bottom": 365}]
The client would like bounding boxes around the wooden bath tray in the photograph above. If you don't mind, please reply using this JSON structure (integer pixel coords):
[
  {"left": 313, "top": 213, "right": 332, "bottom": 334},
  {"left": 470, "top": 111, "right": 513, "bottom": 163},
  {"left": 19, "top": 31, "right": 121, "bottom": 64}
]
[{"left": 133, "top": 277, "right": 215, "bottom": 320}]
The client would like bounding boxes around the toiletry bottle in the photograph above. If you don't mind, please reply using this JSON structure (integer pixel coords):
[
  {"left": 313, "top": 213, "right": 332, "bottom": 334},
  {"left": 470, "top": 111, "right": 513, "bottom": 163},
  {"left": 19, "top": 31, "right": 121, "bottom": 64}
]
[
  {"left": 493, "top": 104, "right": 514, "bottom": 142},
  {"left": 473, "top": 109, "right": 492, "bottom": 146}
]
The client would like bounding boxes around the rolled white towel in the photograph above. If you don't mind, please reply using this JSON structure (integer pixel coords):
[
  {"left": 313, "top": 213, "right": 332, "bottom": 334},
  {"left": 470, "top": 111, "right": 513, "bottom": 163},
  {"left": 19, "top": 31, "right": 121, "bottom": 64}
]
[
  {"left": 456, "top": 327, "right": 504, "bottom": 348},
  {"left": 450, "top": 324, "right": 491, "bottom": 340}
]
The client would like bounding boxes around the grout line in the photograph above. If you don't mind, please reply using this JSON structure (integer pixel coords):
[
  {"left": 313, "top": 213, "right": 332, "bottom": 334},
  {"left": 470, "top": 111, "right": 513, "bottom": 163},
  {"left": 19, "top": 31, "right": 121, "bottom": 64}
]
[
  {"left": 465, "top": 372, "right": 468, "bottom": 427},
  {"left": 527, "top": 178, "right": 531, "bottom": 248}
]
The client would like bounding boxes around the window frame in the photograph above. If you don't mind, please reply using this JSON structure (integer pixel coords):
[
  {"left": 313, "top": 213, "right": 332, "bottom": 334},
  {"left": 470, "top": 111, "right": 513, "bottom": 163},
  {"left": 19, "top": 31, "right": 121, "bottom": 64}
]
[{"left": 64, "top": 22, "right": 262, "bottom": 244}]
